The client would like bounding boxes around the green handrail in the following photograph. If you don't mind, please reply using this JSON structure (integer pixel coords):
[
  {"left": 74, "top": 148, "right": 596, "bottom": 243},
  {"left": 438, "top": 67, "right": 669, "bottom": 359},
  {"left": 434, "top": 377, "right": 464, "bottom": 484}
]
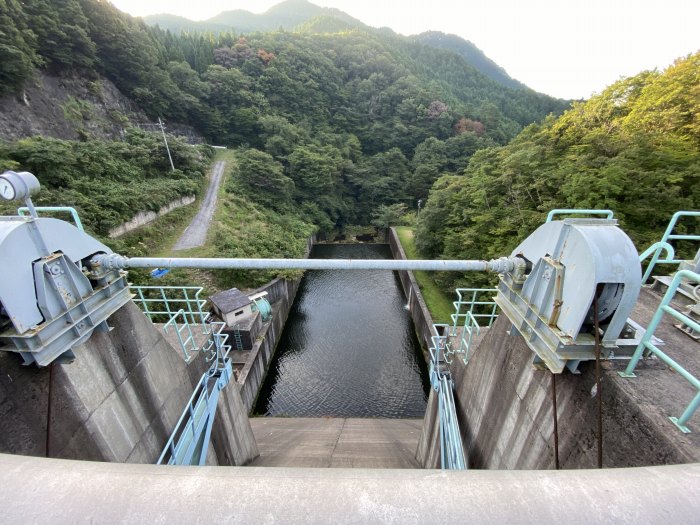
[
  {"left": 17, "top": 206, "right": 84, "bottom": 231},
  {"left": 619, "top": 269, "right": 700, "bottom": 433},
  {"left": 641, "top": 211, "right": 700, "bottom": 283}
]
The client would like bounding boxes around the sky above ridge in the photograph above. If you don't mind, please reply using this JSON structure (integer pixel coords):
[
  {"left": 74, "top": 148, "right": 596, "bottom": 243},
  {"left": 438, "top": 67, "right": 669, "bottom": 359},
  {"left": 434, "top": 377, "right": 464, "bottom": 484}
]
[{"left": 110, "top": 0, "right": 700, "bottom": 100}]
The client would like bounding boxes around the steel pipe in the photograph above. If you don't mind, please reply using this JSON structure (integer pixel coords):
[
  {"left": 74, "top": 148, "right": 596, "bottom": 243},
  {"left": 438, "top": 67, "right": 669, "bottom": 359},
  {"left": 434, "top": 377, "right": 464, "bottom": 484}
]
[{"left": 92, "top": 254, "right": 520, "bottom": 273}]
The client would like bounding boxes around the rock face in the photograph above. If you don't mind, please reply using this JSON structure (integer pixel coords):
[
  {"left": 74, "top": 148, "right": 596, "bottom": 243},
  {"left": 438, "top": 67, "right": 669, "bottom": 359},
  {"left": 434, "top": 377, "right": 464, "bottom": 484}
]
[{"left": 0, "top": 71, "right": 147, "bottom": 142}]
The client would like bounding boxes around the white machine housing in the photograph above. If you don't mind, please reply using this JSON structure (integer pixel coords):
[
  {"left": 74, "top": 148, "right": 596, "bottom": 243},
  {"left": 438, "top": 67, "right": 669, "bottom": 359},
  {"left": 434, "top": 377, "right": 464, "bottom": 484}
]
[
  {"left": 496, "top": 218, "right": 642, "bottom": 373},
  {"left": 0, "top": 216, "right": 131, "bottom": 366}
]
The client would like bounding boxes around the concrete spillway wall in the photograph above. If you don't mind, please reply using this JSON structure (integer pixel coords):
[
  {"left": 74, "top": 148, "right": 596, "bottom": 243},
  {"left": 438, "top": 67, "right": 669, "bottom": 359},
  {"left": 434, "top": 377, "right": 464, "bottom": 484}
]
[
  {"left": 0, "top": 301, "right": 257, "bottom": 465},
  {"left": 418, "top": 313, "right": 697, "bottom": 469},
  {"left": 388, "top": 227, "right": 435, "bottom": 352},
  {"left": 237, "top": 277, "right": 301, "bottom": 412}
]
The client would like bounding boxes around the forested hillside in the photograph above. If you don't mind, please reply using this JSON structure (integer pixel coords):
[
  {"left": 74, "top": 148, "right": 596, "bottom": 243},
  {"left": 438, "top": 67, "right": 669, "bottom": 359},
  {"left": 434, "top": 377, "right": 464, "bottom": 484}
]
[
  {"left": 144, "top": 0, "right": 365, "bottom": 35},
  {"left": 413, "top": 32, "right": 525, "bottom": 90},
  {"left": 0, "top": 130, "right": 212, "bottom": 236},
  {"left": 415, "top": 52, "right": 700, "bottom": 290},
  {"left": 0, "top": 0, "right": 567, "bottom": 234}
]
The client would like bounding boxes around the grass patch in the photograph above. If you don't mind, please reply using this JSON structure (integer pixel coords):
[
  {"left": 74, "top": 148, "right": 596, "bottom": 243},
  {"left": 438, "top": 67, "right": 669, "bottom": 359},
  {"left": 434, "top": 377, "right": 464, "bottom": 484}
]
[{"left": 395, "top": 226, "right": 454, "bottom": 324}]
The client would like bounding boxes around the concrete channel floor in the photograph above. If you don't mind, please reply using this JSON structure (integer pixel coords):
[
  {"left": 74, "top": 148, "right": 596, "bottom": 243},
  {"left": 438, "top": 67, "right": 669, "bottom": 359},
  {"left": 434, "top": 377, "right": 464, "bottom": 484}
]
[{"left": 248, "top": 417, "right": 423, "bottom": 468}]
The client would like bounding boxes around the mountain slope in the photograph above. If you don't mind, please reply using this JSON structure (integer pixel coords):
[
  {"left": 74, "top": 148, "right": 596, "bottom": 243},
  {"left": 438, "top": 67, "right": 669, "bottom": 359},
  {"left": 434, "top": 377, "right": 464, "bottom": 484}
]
[
  {"left": 145, "top": 0, "right": 365, "bottom": 34},
  {"left": 141, "top": 13, "right": 230, "bottom": 34},
  {"left": 414, "top": 31, "right": 525, "bottom": 90}
]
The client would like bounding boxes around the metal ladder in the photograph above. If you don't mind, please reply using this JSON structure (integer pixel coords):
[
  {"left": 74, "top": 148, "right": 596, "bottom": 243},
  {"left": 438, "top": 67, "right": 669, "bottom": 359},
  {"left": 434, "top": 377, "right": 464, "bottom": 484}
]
[{"left": 233, "top": 323, "right": 243, "bottom": 350}]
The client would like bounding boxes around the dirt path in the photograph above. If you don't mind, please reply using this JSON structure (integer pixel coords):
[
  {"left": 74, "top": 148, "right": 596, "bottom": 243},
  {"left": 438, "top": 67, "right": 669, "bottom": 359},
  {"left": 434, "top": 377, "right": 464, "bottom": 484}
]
[{"left": 172, "top": 160, "right": 225, "bottom": 251}]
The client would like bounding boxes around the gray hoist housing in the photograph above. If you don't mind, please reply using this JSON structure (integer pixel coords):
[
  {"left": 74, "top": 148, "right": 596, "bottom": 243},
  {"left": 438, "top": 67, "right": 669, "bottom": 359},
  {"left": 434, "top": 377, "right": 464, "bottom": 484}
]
[
  {"left": 496, "top": 218, "right": 643, "bottom": 373},
  {"left": 0, "top": 172, "right": 131, "bottom": 366}
]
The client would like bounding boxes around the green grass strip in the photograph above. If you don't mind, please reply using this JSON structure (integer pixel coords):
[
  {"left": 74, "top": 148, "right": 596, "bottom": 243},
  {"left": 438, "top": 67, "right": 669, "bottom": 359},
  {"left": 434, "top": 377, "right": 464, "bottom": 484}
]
[{"left": 395, "top": 226, "right": 453, "bottom": 324}]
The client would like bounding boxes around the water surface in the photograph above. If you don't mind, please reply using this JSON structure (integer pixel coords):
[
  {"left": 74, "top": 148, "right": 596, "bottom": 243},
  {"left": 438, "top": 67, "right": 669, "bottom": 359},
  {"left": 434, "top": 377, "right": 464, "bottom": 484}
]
[{"left": 254, "top": 243, "right": 429, "bottom": 417}]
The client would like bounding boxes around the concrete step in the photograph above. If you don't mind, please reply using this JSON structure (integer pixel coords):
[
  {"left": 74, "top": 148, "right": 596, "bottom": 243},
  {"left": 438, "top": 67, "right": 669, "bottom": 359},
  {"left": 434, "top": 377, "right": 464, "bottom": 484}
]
[{"left": 248, "top": 417, "right": 423, "bottom": 469}]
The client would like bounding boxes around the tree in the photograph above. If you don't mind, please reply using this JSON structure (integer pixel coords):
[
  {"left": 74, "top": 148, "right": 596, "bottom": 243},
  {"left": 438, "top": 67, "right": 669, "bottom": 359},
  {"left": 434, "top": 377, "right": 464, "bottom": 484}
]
[
  {"left": 371, "top": 203, "right": 408, "bottom": 228},
  {"left": 0, "top": 0, "right": 40, "bottom": 94},
  {"left": 233, "top": 148, "right": 294, "bottom": 211}
]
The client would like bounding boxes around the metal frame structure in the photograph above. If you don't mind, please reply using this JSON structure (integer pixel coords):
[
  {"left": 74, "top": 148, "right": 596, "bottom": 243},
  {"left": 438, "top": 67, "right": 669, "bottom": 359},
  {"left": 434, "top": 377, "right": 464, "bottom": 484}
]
[
  {"left": 449, "top": 288, "right": 498, "bottom": 364},
  {"left": 546, "top": 209, "right": 614, "bottom": 222},
  {"left": 130, "top": 285, "right": 211, "bottom": 361},
  {"left": 641, "top": 211, "right": 700, "bottom": 283},
  {"left": 17, "top": 206, "right": 85, "bottom": 231},
  {"left": 619, "top": 269, "right": 700, "bottom": 433}
]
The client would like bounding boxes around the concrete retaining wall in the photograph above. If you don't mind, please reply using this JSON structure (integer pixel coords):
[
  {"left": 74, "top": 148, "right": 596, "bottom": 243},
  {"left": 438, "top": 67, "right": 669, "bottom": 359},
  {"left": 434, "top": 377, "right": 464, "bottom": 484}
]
[
  {"left": 388, "top": 227, "right": 436, "bottom": 351},
  {"left": 237, "top": 278, "right": 301, "bottom": 412},
  {"left": 0, "top": 301, "right": 257, "bottom": 466},
  {"left": 108, "top": 195, "right": 195, "bottom": 238},
  {"left": 422, "top": 313, "right": 698, "bottom": 469}
]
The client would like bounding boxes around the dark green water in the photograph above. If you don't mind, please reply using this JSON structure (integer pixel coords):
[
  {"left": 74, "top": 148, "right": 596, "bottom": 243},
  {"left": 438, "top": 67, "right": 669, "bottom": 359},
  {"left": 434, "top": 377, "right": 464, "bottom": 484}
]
[{"left": 254, "top": 243, "right": 430, "bottom": 418}]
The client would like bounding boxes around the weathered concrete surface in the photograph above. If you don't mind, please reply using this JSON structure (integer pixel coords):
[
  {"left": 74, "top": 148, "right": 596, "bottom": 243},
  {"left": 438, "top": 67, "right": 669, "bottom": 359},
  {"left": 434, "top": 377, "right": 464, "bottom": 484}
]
[
  {"left": 0, "top": 301, "right": 257, "bottom": 466},
  {"left": 237, "top": 279, "right": 301, "bottom": 411},
  {"left": 2, "top": 453, "right": 699, "bottom": 524},
  {"left": 108, "top": 195, "right": 195, "bottom": 238},
  {"left": 388, "top": 227, "right": 436, "bottom": 352},
  {"left": 249, "top": 418, "right": 422, "bottom": 468},
  {"left": 172, "top": 160, "right": 225, "bottom": 251},
  {"left": 423, "top": 286, "right": 700, "bottom": 469},
  {"left": 415, "top": 389, "right": 440, "bottom": 468}
]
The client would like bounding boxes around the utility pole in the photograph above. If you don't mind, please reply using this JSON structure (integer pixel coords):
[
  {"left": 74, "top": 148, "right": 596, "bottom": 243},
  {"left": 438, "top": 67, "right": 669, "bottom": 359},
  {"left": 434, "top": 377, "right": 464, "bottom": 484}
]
[{"left": 158, "top": 117, "right": 175, "bottom": 172}]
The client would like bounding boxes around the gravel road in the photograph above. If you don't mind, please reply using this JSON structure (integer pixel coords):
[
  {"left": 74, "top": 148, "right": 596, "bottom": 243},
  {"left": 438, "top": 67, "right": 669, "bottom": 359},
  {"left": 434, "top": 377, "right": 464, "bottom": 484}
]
[{"left": 172, "top": 160, "right": 225, "bottom": 251}]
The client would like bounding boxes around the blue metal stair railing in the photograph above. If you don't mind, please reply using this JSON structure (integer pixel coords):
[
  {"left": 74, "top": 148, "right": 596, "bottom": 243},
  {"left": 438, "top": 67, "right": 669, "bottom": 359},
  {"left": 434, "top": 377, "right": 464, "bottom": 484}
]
[
  {"left": 429, "top": 323, "right": 467, "bottom": 470},
  {"left": 158, "top": 321, "right": 232, "bottom": 465},
  {"left": 17, "top": 205, "right": 85, "bottom": 231},
  {"left": 619, "top": 270, "right": 700, "bottom": 433}
]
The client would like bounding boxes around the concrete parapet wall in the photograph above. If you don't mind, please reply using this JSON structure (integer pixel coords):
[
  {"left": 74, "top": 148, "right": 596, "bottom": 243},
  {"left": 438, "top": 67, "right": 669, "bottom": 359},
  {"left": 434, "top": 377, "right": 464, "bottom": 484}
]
[
  {"left": 415, "top": 389, "right": 441, "bottom": 467},
  {"left": 0, "top": 301, "right": 257, "bottom": 466},
  {"left": 2, "top": 453, "right": 699, "bottom": 524}
]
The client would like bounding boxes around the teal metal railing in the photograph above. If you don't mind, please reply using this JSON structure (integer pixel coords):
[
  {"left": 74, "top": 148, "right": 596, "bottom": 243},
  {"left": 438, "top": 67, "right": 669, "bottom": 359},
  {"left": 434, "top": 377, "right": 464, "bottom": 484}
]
[
  {"left": 546, "top": 209, "right": 614, "bottom": 222},
  {"left": 619, "top": 270, "right": 700, "bottom": 433},
  {"left": 450, "top": 288, "right": 498, "bottom": 364},
  {"left": 641, "top": 211, "right": 700, "bottom": 283},
  {"left": 429, "top": 323, "right": 467, "bottom": 469},
  {"left": 163, "top": 310, "right": 199, "bottom": 362},
  {"left": 17, "top": 206, "right": 84, "bottom": 231},
  {"left": 157, "top": 322, "right": 232, "bottom": 465},
  {"left": 130, "top": 286, "right": 212, "bottom": 360}
]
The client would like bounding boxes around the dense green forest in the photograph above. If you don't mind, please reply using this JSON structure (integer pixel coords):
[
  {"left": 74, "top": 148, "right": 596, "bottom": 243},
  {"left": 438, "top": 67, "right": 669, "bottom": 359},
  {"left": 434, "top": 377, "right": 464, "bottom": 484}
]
[
  {"left": 0, "top": 0, "right": 568, "bottom": 234},
  {"left": 415, "top": 51, "right": 700, "bottom": 291}
]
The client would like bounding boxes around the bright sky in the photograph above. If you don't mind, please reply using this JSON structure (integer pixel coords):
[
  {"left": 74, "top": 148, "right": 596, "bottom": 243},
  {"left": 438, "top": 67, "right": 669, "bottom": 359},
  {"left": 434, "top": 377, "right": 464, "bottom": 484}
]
[{"left": 110, "top": 0, "right": 700, "bottom": 99}]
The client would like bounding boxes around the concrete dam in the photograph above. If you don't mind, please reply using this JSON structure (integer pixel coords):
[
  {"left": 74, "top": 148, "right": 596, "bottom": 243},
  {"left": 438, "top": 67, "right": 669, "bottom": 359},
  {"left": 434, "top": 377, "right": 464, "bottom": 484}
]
[{"left": 0, "top": 171, "right": 699, "bottom": 523}]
